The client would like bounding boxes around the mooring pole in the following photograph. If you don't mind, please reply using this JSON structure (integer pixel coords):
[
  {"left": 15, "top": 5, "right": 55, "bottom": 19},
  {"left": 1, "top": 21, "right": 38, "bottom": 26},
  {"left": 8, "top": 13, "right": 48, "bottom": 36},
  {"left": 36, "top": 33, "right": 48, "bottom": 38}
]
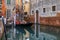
[{"left": 34, "top": 10, "right": 40, "bottom": 38}]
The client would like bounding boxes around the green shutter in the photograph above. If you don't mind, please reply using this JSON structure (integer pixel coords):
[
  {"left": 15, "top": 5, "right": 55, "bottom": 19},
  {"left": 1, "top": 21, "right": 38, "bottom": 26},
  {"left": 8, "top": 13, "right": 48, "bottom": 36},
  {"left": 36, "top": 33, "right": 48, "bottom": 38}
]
[{"left": 7, "top": 0, "right": 11, "bottom": 4}]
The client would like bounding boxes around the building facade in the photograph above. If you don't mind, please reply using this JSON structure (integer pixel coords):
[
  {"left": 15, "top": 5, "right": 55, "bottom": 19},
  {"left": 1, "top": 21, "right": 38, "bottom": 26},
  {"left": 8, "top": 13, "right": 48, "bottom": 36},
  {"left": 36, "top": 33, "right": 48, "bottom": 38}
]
[
  {"left": 30, "top": 0, "right": 60, "bottom": 17},
  {"left": 4, "top": 0, "right": 15, "bottom": 18},
  {"left": 0, "top": 0, "right": 2, "bottom": 15},
  {"left": 23, "top": 0, "right": 30, "bottom": 15}
]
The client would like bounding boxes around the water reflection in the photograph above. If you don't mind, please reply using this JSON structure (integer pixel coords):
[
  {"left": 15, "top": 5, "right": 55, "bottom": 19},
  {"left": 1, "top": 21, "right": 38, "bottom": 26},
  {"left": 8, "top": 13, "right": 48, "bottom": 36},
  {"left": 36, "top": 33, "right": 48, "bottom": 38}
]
[{"left": 1, "top": 23, "right": 60, "bottom": 40}]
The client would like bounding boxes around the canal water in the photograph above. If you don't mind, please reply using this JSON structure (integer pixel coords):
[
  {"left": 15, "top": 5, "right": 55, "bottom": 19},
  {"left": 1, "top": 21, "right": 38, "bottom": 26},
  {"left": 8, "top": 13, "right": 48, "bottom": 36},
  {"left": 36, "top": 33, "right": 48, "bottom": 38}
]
[
  {"left": 40, "top": 25, "right": 60, "bottom": 40},
  {"left": 1, "top": 24, "right": 60, "bottom": 40}
]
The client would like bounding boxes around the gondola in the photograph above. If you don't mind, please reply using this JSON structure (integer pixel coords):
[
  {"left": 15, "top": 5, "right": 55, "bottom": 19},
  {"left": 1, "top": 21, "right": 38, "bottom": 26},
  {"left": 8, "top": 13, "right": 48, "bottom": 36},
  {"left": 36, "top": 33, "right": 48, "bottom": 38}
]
[{"left": 15, "top": 23, "right": 34, "bottom": 34}]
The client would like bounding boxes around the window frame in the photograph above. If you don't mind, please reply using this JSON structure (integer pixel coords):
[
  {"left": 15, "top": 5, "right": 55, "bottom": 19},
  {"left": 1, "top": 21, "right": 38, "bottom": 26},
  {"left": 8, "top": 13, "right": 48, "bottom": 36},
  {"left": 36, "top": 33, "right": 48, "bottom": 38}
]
[
  {"left": 43, "top": 8, "right": 46, "bottom": 13},
  {"left": 6, "top": 9, "right": 11, "bottom": 18},
  {"left": 32, "top": 10, "right": 34, "bottom": 14},
  {"left": 7, "top": 0, "right": 11, "bottom": 5},
  {"left": 52, "top": 6, "right": 56, "bottom": 11}
]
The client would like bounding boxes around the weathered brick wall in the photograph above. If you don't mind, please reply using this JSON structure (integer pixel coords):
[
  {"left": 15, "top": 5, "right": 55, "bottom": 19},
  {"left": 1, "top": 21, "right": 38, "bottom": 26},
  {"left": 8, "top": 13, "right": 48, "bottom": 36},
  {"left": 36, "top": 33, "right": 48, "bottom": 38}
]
[{"left": 28, "top": 15, "right": 60, "bottom": 26}]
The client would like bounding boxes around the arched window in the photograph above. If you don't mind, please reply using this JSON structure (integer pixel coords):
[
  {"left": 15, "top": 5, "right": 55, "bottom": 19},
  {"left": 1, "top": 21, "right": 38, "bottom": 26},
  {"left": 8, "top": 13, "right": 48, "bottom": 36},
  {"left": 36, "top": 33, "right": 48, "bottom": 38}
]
[
  {"left": 32, "top": 10, "right": 34, "bottom": 14},
  {"left": 24, "top": 12, "right": 27, "bottom": 15},
  {"left": 36, "top": 10, "right": 39, "bottom": 14}
]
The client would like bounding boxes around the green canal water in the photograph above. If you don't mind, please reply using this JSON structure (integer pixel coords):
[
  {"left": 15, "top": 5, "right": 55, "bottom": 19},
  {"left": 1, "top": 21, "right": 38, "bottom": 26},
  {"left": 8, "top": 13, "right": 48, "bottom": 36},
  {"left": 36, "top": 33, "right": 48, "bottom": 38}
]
[{"left": 0, "top": 25, "right": 60, "bottom": 40}]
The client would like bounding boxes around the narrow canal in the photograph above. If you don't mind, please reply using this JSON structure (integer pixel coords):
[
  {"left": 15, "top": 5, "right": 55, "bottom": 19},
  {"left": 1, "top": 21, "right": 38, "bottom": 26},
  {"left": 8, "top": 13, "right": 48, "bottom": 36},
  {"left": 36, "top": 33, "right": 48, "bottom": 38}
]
[
  {"left": 40, "top": 25, "right": 60, "bottom": 40},
  {"left": 1, "top": 24, "right": 60, "bottom": 40}
]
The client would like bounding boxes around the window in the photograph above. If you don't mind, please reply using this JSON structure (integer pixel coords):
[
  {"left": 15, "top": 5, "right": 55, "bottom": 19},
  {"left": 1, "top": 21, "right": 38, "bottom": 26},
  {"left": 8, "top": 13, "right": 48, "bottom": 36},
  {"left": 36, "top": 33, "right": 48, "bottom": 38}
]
[
  {"left": 0, "top": 8, "right": 2, "bottom": 12},
  {"left": 52, "top": 6, "right": 56, "bottom": 11},
  {"left": 0, "top": 8, "right": 2, "bottom": 10},
  {"left": 43, "top": 8, "right": 46, "bottom": 13},
  {"left": 7, "top": 0, "right": 11, "bottom": 4},
  {"left": 24, "top": 12, "right": 27, "bottom": 15},
  {"left": 0, "top": 0, "right": 2, "bottom": 4},
  {"left": 0, "top": 11, "right": 2, "bottom": 13},
  {"left": 7, "top": 9, "right": 11, "bottom": 18},
  {"left": 32, "top": 10, "right": 34, "bottom": 14},
  {"left": 36, "top": 10, "right": 39, "bottom": 14},
  {"left": 0, "top": 5, "right": 1, "bottom": 7},
  {"left": 0, "top": 11, "right": 2, "bottom": 16},
  {"left": 24, "top": 6, "right": 25, "bottom": 10}
]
